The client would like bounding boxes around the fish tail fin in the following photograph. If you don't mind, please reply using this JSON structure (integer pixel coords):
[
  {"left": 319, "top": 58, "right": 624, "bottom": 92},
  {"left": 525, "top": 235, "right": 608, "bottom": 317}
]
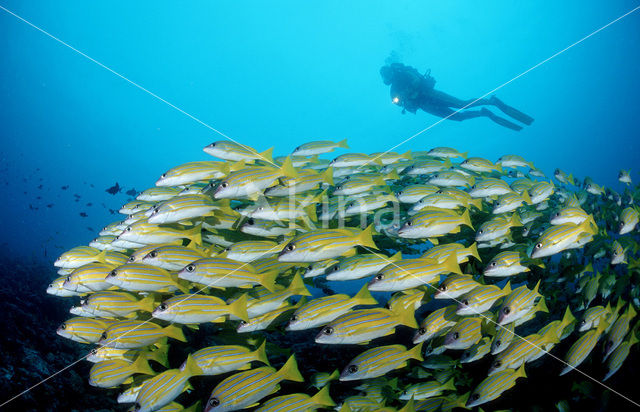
[
  {"left": 393, "top": 302, "right": 418, "bottom": 329},
  {"left": 401, "top": 150, "right": 412, "bottom": 160},
  {"left": 521, "top": 190, "right": 532, "bottom": 205},
  {"left": 94, "top": 249, "right": 108, "bottom": 263},
  {"left": 229, "top": 160, "right": 245, "bottom": 172},
  {"left": 352, "top": 284, "right": 378, "bottom": 306},
  {"left": 287, "top": 273, "right": 312, "bottom": 296},
  {"left": 461, "top": 209, "right": 473, "bottom": 230},
  {"left": 537, "top": 297, "right": 548, "bottom": 313},
  {"left": 131, "top": 355, "right": 155, "bottom": 375},
  {"left": 322, "top": 167, "right": 334, "bottom": 186},
  {"left": 390, "top": 250, "right": 403, "bottom": 261},
  {"left": 164, "top": 324, "right": 187, "bottom": 342},
  {"left": 253, "top": 339, "right": 271, "bottom": 366},
  {"left": 471, "top": 198, "right": 483, "bottom": 211},
  {"left": 408, "top": 342, "right": 424, "bottom": 361},
  {"left": 467, "top": 176, "right": 476, "bottom": 187},
  {"left": 561, "top": 306, "right": 575, "bottom": 329},
  {"left": 630, "top": 331, "right": 639, "bottom": 346},
  {"left": 186, "top": 224, "right": 203, "bottom": 246},
  {"left": 259, "top": 147, "right": 274, "bottom": 164},
  {"left": 357, "top": 224, "right": 378, "bottom": 250},
  {"left": 568, "top": 173, "right": 575, "bottom": 186},
  {"left": 337, "top": 138, "right": 349, "bottom": 149},
  {"left": 147, "top": 342, "right": 170, "bottom": 368},
  {"left": 304, "top": 204, "right": 318, "bottom": 223},
  {"left": 227, "top": 293, "right": 249, "bottom": 322},
  {"left": 495, "top": 163, "right": 503, "bottom": 173},
  {"left": 386, "top": 169, "right": 400, "bottom": 181},
  {"left": 443, "top": 158, "right": 453, "bottom": 169},
  {"left": 516, "top": 363, "right": 527, "bottom": 379},
  {"left": 628, "top": 304, "right": 637, "bottom": 319},
  {"left": 327, "top": 369, "right": 340, "bottom": 382},
  {"left": 442, "top": 253, "right": 462, "bottom": 275},
  {"left": 182, "top": 353, "right": 204, "bottom": 378},
  {"left": 461, "top": 151, "right": 468, "bottom": 159},
  {"left": 443, "top": 377, "right": 456, "bottom": 391},
  {"left": 183, "top": 401, "right": 201, "bottom": 412},
  {"left": 138, "top": 294, "right": 157, "bottom": 313},
  {"left": 309, "top": 384, "right": 336, "bottom": 407},
  {"left": 280, "top": 155, "right": 299, "bottom": 179},
  {"left": 260, "top": 270, "right": 279, "bottom": 293},
  {"left": 468, "top": 242, "right": 481, "bottom": 262},
  {"left": 533, "top": 279, "right": 541, "bottom": 295},
  {"left": 502, "top": 281, "right": 512, "bottom": 295},
  {"left": 510, "top": 213, "right": 522, "bottom": 227},
  {"left": 277, "top": 355, "right": 304, "bottom": 382}
]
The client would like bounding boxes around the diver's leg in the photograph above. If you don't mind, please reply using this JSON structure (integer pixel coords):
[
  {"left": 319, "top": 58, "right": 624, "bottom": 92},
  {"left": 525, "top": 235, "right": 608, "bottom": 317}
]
[
  {"left": 479, "top": 108, "right": 523, "bottom": 131},
  {"left": 488, "top": 95, "right": 535, "bottom": 125},
  {"left": 428, "top": 89, "right": 492, "bottom": 108},
  {"left": 427, "top": 105, "right": 522, "bottom": 131}
]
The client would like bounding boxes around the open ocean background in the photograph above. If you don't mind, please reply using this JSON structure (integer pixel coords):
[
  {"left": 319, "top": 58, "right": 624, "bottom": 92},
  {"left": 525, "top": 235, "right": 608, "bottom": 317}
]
[{"left": 0, "top": 1, "right": 639, "bottom": 411}]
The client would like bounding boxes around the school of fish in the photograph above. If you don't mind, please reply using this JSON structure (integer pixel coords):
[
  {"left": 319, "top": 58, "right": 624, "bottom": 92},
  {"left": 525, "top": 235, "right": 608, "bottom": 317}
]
[{"left": 47, "top": 138, "right": 640, "bottom": 411}]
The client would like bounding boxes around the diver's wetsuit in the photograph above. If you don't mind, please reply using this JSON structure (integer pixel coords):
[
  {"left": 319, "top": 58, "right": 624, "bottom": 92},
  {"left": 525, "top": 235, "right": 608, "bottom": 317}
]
[{"left": 381, "top": 63, "right": 534, "bottom": 131}]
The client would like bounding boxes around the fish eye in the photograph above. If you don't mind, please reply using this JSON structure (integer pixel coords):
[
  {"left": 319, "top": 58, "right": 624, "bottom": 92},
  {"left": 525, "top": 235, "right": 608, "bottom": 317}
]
[
  {"left": 210, "top": 142, "right": 216, "bottom": 147},
  {"left": 322, "top": 326, "right": 333, "bottom": 335},
  {"left": 161, "top": 173, "right": 166, "bottom": 178},
  {"left": 60, "top": 323, "right": 66, "bottom": 330},
  {"left": 286, "top": 244, "right": 296, "bottom": 251},
  {"left": 491, "top": 262, "right": 497, "bottom": 267},
  {"left": 555, "top": 213, "right": 560, "bottom": 218},
  {"left": 580, "top": 320, "right": 586, "bottom": 325},
  {"left": 472, "top": 394, "right": 480, "bottom": 401},
  {"left": 159, "top": 303, "right": 168, "bottom": 311},
  {"left": 418, "top": 328, "right": 426, "bottom": 335},
  {"left": 495, "top": 202, "right": 500, "bottom": 206},
  {"left": 586, "top": 184, "right": 591, "bottom": 189},
  {"left": 336, "top": 185, "right": 342, "bottom": 190},
  {"left": 434, "top": 174, "right": 439, "bottom": 178},
  {"left": 462, "top": 300, "right": 469, "bottom": 306},
  {"left": 397, "top": 191, "right": 402, "bottom": 195},
  {"left": 100, "top": 332, "right": 107, "bottom": 340},
  {"left": 258, "top": 206, "right": 264, "bottom": 211},
  {"left": 186, "top": 264, "right": 196, "bottom": 272},
  {"left": 149, "top": 251, "right": 158, "bottom": 258},
  {"left": 375, "top": 274, "right": 383, "bottom": 281},
  {"left": 478, "top": 230, "right": 483, "bottom": 234},
  {"left": 439, "top": 284, "right": 447, "bottom": 291},
  {"left": 126, "top": 227, "right": 131, "bottom": 231},
  {"left": 502, "top": 307, "right": 511, "bottom": 314},
  {"left": 471, "top": 185, "right": 476, "bottom": 189},
  {"left": 134, "top": 403, "right": 141, "bottom": 411},
  {"left": 290, "top": 315, "right": 298, "bottom": 322},
  {"left": 495, "top": 339, "right": 501, "bottom": 347},
  {"left": 493, "top": 360, "right": 501, "bottom": 368},
  {"left": 406, "top": 221, "right": 412, "bottom": 226},
  {"left": 347, "top": 365, "right": 358, "bottom": 374},
  {"left": 129, "top": 256, "right": 135, "bottom": 262},
  {"left": 108, "top": 270, "right": 117, "bottom": 277},
  {"left": 535, "top": 243, "right": 542, "bottom": 249},
  {"left": 209, "top": 398, "right": 220, "bottom": 407},
  {"left": 247, "top": 218, "right": 255, "bottom": 225},
  {"left": 220, "top": 182, "right": 228, "bottom": 188},
  {"left": 239, "top": 320, "right": 247, "bottom": 326},
  {"left": 453, "top": 332, "right": 459, "bottom": 340}
]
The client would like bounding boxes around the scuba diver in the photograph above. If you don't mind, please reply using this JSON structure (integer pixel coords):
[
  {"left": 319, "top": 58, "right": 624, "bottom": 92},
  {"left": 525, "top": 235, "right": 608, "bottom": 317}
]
[{"left": 380, "top": 63, "right": 534, "bottom": 131}]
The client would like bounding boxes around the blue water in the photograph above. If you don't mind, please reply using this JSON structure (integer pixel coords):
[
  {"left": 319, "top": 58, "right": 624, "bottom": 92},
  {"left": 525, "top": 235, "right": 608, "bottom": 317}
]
[{"left": 1, "top": 1, "right": 639, "bottom": 259}]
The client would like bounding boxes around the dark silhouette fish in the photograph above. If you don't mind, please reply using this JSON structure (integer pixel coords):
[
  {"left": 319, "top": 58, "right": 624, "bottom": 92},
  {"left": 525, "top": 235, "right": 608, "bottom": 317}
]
[
  {"left": 126, "top": 188, "right": 137, "bottom": 196},
  {"left": 106, "top": 182, "right": 122, "bottom": 195},
  {"left": 61, "top": 185, "right": 69, "bottom": 190},
  {"left": 79, "top": 212, "right": 88, "bottom": 218}
]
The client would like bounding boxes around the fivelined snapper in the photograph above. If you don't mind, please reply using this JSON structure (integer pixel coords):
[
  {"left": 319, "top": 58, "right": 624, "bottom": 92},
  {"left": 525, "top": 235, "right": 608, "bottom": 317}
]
[
  {"left": 584, "top": 180, "right": 605, "bottom": 195},
  {"left": 141, "top": 244, "right": 209, "bottom": 271},
  {"left": 176, "top": 257, "right": 277, "bottom": 292},
  {"left": 530, "top": 218, "right": 598, "bottom": 258},
  {"left": 469, "top": 178, "right": 514, "bottom": 198},
  {"left": 184, "top": 340, "right": 269, "bottom": 376},
  {"left": 443, "top": 317, "right": 484, "bottom": 349},
  {"left": 330, "top": 152, "right": 382, "bottom": 168},
  {"left": 559, "top": 320, "right": 609, "bottom": 376},
  {"left": 106, "top": 263, "right": 190, "bottom": 294},
  {"left": 483, "top": 250, "right": 541, "bottom": 278},
  {"left": 427, "top": 147, "right": 467, "bottom": 159},
  {"left": 265, "top": 168, "right": 333, "bottom": 196},
  {"left": 421, "top": 242, "right": 481, "bottom": 264},
  {"left": 489, "top": 329, "right": 559, "bottom": 375},
  {"left": 146, "top": 194, "right": 221, "bottom": 224},
  {"left": 413, "top": 305, "right": 460, "bottom": 343},
  {"left": 203, "top": 141, "right": 274, "bottom": 163},
  {"left": 550, "top": 206, "right": 590, "bottom": 225},
  {"left": 397, "top": 208, "right": 473, "bottom": 240},
  {"left": 403, "top": 158, "right": 451, "bottom": 176},
  {"left": 240, "top": 218, "right": 298, "bottom": 238},
  {"left": 311, "top": 369, "right": 339, "bottom": 389},
  {"left": 434, "top": 274, "right": 482, "bottom": 300},
  {"left": 278, "top": 225, "right": 378, "bottom": 262},
  {"left": 156, "top": 161, "right": 230, "bottom": 187},
  {"left": 223, "top": 239, "right": 286, "bottom": 262},
  {"left": 603, "top": 304, "right": 637, "bottom": 359},
  {"left": 395, "top": 184, "right": 440, "bottom": 203},
  {"left": 233, "top": 274, "right": 311, "bottom": 319},
  {"left": 528, "top": 181, "right": 555, "bottom": 204},
  {"left": 461, "top": 336, "right": 492, "bottom": 363},
  {"left": 137, "top": 186, "right": 182, "bottom": 202},
  {"left": 339, "top": 343, "right": 423, "bottom": 381},
  {"left": 427, "top": 170, "right": 475, "bottom": 188},
  {"left": 496, "top": 154, "right": 534, "bottom": 169},
  {"left": 88, "top": 355, "right": 155, "bottom": 388},
  {"left": 255, "top": 386, "right": 335, "bottom": 412},
  {"left": 603, "top": 327, "right": 639, "bottom": 381},
  {"left": 554, "top": 168, "right": 574, "bottom": 185},
  {"left": 610, "top": 240, "right": 628, "bottom": 265},
  {"left": 203, "top": 355, "right": 304, "bottom": 412},
  {"left": 466, "top": 365, "right": 527, "bottom": 408},
  {"left": 99, "top": 320, "right": 186, "bottom": 349},
  {"left": 493, "top": 191, "right": 531, "bottom": 214},
  {"left": 618, "top": 169, "right": 632, "bottom": 184},
  {"left": 408, "top": 192, "right": 479, "bottom": 214},
  {"left": 213, "top": 156, "right": 298, "bottom": 199},
  {"left": 302, "top": 258, "right": 340, "bottom": 278},
  {"left": 87, "top": 344, "right": 169, "bottom": 366},
  {"left": 117, "top": 219, "right": 202, "bottom": 246},
  {"left": 54, "top": 246, "right": 112, "bottom": 269},
  {"left": 292, "top": 138, "right": 349, "bottom": 156},
  {"left": 237, "top": 298, "right": 305, "bottom": 333},
  {"left": 460, "top": 157, "right": 502, "bottom": 174},
  {"left": 152, "top": 293, "right": 249, "bottom": 324},
  {"left": 132, "top": 355, "right": 202, "bottom": 412},
  {"left": 325, "top": 251, "right": 402, "bottom": 281},
  {"left": 491, "top": 322, "right": 515, "bottom": 355},
  {"left": 56, "top": 317, "right": 115, "bottom": 344},
  {"left": 456, "top": 282, "right": 511, "bottom": 316},
  {"left": 63, "top": 262, "right": 118, "bottom": 293},
  {"left": 618, "top": 206, "right": 639, "bottom": 234},
  {"left": 342, "top": 193, "right": 397, "bottom": 217},
  {"left": 81, "top": 291, "right": 156, "bottom": 318},
  {"left": 475, "top": 214, "right": 521, "bottom": 242},
  {"left": 578, "top": 303, "right": 611, "bottom": 332},
  {"left": 315, "top": 304, "right": 417, "bottom": 345},
  {"left": 286, "top": 284, "right": 377, "bottom": 331},
  {"left": 497, "top": 280, "right": 542, "bottom": 325},
  {"left": 47, "top": 276, "right": 79, "bottom": 297},
  {"left": 332, "top": 176, "right": 386, "bottom": 196},
  {"left": 399, "top": 377, "right": 455, "bottom": 400},
  {"left": 368, "top": 254, "right": 462, "bottom": 292}
]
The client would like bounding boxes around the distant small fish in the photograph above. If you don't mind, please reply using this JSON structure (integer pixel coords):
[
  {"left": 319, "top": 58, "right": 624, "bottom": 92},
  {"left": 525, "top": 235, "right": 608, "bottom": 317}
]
[
  {"left": 106, "top": 182, "right": 122, "bottom": 195},
  {"left": 37, "top": 184, "right": 43, "bottom": 189},
  {"left": 61, "top": 185, "right": 69, "bottom": 190},
  {"left": 125, "top": 188, "right": 137, "bottom": 196},
  {"left": 86, "top": 202, "right": 93, "bottom": 207},
  {"left": 80, "top": 212, "right": 88, "bottom": 217}
]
